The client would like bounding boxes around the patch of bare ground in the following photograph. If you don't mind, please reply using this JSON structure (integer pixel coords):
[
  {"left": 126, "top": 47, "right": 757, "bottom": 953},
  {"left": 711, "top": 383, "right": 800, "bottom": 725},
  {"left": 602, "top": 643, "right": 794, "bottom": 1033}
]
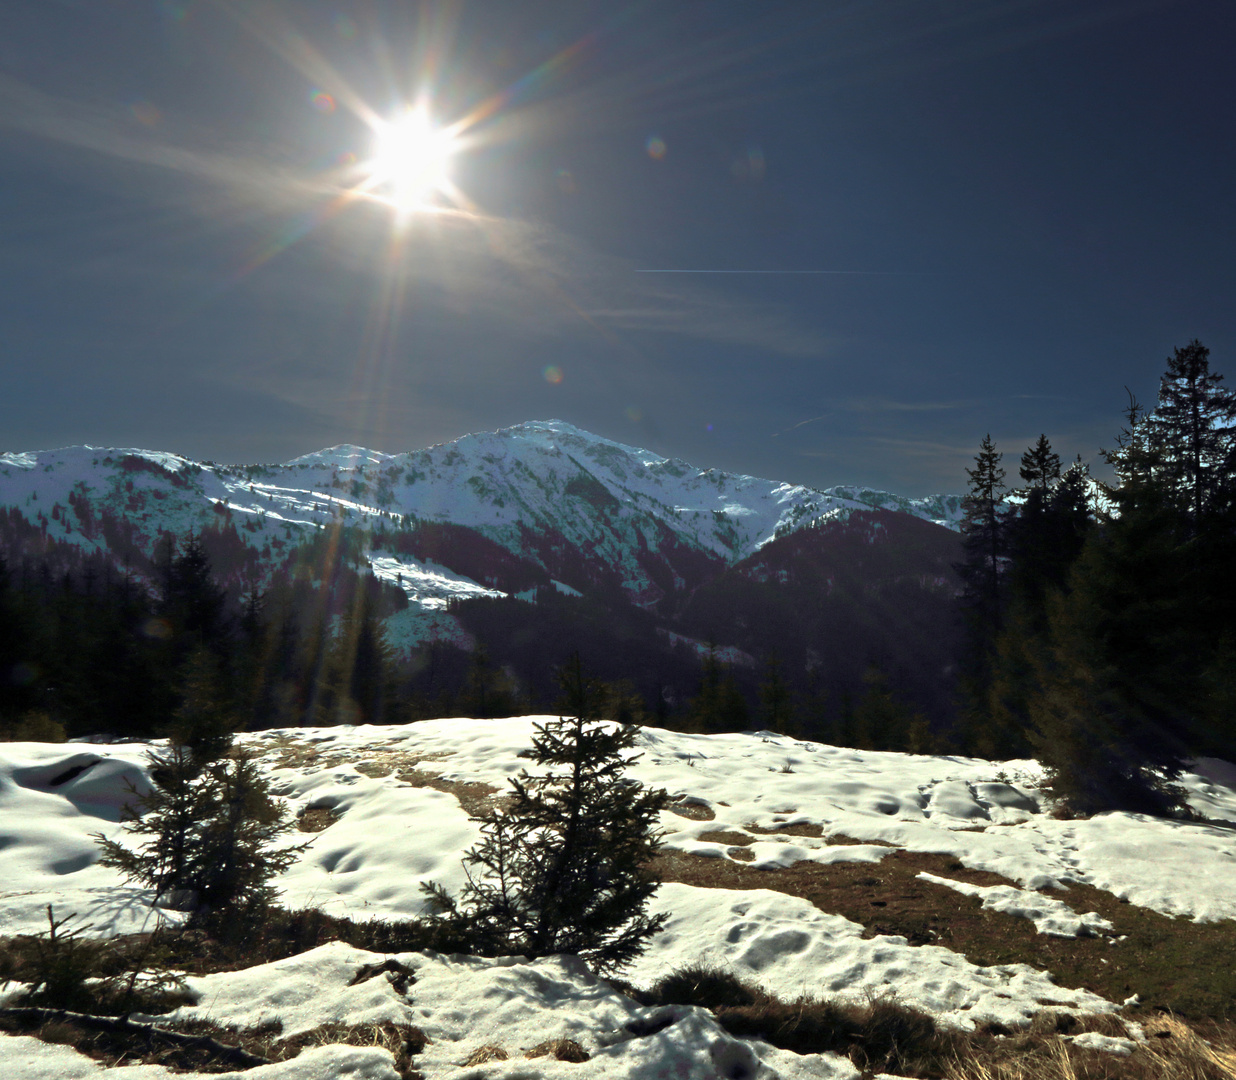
[
  {"left": 296, "top": 806, "right": 338, "bottom": 832},
  {"left": 624, "top": 964, "right": 1236, "bottom": 1079},
  {"left": 944, "top": 1012, "right": 1236, "bottom": 1080},
  {"left": 649, "top": 847, "right": 1236, "bottom": 1021},
  {"left": 390, "top": 767, "right": 506, "bottom": 818},
  {"left": 667, "top": 800, "right": 715, "bottom": 820},
  {"left": 746, "top": 821, "right": 825, "bottom": 838},
  {"left": 0, "top": 1011, "right": 428, "bottom": 1078}
]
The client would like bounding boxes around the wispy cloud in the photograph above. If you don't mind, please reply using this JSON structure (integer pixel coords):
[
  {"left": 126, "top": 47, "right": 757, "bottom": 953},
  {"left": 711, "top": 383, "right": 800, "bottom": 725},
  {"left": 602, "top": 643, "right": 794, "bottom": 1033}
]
[
  {"left": 772, "top": 398, "right": 973, "bottom": 437},
  {"left": 0, "top": 71, "right": 830, "bottom": 363}
]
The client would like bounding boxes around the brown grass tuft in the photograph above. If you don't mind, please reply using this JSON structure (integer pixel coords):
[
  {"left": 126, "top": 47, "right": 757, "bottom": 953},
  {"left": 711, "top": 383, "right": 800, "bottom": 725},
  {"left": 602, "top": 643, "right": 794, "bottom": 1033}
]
[
  {"left": 462, "top": 1043, "right": 509, "bottom": 1064},
  {"left": 524, "top": 1037, "right": 589, "bottom": 1062}
]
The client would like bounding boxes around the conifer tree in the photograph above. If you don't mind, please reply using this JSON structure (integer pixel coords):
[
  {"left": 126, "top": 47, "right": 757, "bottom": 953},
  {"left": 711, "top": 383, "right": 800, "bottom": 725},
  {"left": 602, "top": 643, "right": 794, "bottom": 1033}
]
[
  {"left": 95, "top": 744, "right": 204, "bottom": 907},
  {"left": 958, "top": 434, "right": 1007, "bottom": 632},
  {"left": 851, "top": 665, "right": 915, "bottom": 751},
  {"left": 1018, "top": 434, "right": 1062, "bottom": 495},
  {"left": 97, "top": 745, "right": 306, "bottom": 917},
  {"left": 165, "top": 646, "right": 235, "bottom": 765},
  {"left": 423, "top": 654, "right": 669, "bottom": 974},
  {"left": 688, "top": 644, "right": 750, "bottom": 732},
  {"left": 955, "top": 435, "right": 1007, "bottom": 751},
  {"left": 758, "top": 652, "right": 794, "bottom": 735},
  {"left": 1143, "top": 339, "right": 1236, "bottom": 526},
  {"left": 189, "top": 753, "right": 308, "bottom": 916},
  {"left": 1024, "top": 342, "right": 1236, "bottom": 810}
]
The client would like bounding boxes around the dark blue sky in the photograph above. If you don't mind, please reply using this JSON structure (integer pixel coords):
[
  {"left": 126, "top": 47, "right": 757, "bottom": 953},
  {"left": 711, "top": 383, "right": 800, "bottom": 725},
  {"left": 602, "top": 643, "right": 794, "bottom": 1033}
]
[{"left": 2, "top": 0, "right": 1234, "bottom": 495}]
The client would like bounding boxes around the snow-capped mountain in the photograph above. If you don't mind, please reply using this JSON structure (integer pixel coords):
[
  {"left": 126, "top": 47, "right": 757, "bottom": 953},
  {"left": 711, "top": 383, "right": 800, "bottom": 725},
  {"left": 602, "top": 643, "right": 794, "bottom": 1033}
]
[{"left": 0, "top": 420, "right": 963, "bottom": 614}]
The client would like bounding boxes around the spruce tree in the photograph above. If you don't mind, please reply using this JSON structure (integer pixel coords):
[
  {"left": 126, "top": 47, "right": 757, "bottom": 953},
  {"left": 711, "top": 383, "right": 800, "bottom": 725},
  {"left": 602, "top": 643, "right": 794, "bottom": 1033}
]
[
  {"left": 1143, "top": 339, "right": 1236, "bottom": 526},
  {"left": 423, "top": 654, "right": 669, "bottom": 974},
  {"left": 1018, "top": 434, "right": 1062, "bottom": 494},
  {"left": 955, "top": 435, "right": 1007, "bottom": 751},
  {"left": 851, "top": 665, "right": 915, "bottom": 752},
  {"left": 758, "top": 652, "right": 794, "bottom": 735},
  {"left": 95, "top": 744, "right": 204, "bottom": 908},
  {"left": 97, "top": 745, "right": 306, "bottom": 918},
  {"left": 1024, "top": 342, "right": 1236, "bottom": 810},
  {"left": 959, "top": 434, "right": 1007, "bottom": 632},
  {"left": 189, "top": 753, "right": 308, "bottom": 916}
]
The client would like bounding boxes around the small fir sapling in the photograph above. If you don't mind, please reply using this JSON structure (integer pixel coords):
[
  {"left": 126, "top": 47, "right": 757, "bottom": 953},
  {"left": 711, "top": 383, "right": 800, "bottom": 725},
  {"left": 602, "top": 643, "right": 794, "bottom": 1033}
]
[
  {"left": 96, "top": 744, "right": 308, "bottom": 919},
  {"left": 423, "top": 653, "right": 670, "bottom": 974}
]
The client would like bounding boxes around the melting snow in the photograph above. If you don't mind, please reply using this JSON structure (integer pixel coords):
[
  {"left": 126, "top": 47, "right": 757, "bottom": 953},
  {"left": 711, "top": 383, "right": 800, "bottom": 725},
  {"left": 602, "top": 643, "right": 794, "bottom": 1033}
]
[{"left": 2, "top": 720, "right": 1234, "bottom": 1079}]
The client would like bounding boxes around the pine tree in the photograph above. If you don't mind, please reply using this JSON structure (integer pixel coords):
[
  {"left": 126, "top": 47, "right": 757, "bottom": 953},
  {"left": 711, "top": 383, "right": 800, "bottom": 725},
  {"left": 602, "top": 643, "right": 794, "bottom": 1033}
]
[
  {"left": 96, "top": 748, "right": 307, "bottom": 918},
  {"left": 160, "top": 533, "right": 227, "bottom": 651},
  {"left": 1143, "top": 339, "right": 1236, "bottom": 526},
  {"left": 688, "top": 644, "right": 749, "bottom": 732},
  {"left": 1024, "top": 344, "right": 1236, "bottom": 810},
  {"left": 423, "top": 654, "right": 669, "bottom": 974},
  {"left": 757, "top": 652, "right": 794, "bottom": 735},
  {"left": 1018, "top": 434, "right": 1062, "bottom": 495},
  {"left": 958, "top": 434, "right": 1007, "bottom": 632},
  {"left": 95, "top": 743, "right": 204, "bottom": 908},
  {"left": 955, "top": 434, "right": 1007, "bottom": 751},
  {"left": 189, "top": 753, "right": 308, "bottom": 916},
  {"left": 851, "top": 665, "right": 914, "bottom": 751},
  {"left": 165, "top": 646, "right": 235, "bottom": 765}
]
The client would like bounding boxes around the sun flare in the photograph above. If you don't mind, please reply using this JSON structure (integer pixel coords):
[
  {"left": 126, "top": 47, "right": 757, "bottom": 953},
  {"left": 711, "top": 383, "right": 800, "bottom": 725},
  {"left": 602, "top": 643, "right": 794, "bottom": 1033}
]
[{"left": 366, "top": 106, "right": 458, "bottom": 212}]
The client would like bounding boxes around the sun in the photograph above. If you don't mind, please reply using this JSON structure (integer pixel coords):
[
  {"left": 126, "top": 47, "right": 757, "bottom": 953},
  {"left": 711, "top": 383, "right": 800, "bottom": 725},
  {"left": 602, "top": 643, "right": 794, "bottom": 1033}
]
[{"left": 366, "top": 106, "right": 458, "bottom": 212}]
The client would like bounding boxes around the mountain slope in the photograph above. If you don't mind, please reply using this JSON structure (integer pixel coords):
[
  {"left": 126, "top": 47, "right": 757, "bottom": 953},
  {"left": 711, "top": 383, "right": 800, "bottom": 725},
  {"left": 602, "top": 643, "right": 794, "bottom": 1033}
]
[{"left": 0, "top": 420, "right": 963, "bottom": 616}]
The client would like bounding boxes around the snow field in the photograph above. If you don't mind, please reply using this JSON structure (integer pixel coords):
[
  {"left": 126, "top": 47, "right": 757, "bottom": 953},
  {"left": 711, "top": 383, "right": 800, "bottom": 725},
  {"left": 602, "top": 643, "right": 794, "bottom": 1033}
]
[{"left": 2, "top": 718, "right": 1235, "bottom": 1079}]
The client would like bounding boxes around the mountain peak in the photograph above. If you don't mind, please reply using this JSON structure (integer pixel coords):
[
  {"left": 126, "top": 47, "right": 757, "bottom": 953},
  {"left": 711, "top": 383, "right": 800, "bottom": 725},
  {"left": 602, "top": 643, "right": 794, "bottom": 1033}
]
[{"left": 282, "top": 444, "right": 396, "bottom": 469}]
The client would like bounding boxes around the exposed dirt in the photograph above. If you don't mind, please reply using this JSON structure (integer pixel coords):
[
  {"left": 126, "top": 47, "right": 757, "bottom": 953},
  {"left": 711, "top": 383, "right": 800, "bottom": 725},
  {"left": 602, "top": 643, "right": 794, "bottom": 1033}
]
[{"left": 650, "top": 845, "right": 1236, "bottom": 1019}]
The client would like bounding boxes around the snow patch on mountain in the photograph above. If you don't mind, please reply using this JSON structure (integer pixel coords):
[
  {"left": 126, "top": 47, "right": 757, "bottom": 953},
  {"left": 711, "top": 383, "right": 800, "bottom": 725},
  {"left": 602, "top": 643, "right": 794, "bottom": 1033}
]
[{"left": 0, "top": 420, "right": 966, "bottom": 615}]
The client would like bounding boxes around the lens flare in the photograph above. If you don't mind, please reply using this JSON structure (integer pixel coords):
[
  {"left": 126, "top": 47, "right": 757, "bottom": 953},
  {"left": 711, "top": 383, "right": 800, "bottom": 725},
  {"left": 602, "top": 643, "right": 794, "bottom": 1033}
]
[
  {"left": 310, "top": 90, "right": 336, "bottom": 114},
  {"left": 543, "top": 365, "right": 564, "bottom": 385},
  {"left": 646, "top": 135, "right": 667, "bottom": 160},
  {"left": 129, "top": 100, "right": 162, "bottom": 127}
]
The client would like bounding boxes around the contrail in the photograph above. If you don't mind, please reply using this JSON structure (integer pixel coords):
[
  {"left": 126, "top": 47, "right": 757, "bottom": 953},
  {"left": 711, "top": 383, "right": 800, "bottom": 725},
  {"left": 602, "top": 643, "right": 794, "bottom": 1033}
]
[{"left": 634, "top": 269, "right": 927, "bottom": 275}]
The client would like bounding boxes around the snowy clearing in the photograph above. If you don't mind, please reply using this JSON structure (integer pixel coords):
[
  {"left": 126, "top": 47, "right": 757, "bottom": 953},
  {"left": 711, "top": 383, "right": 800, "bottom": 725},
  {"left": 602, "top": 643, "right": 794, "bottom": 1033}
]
[{"left": 2, "top": 718, "right": 1235, "bottom": 1079}]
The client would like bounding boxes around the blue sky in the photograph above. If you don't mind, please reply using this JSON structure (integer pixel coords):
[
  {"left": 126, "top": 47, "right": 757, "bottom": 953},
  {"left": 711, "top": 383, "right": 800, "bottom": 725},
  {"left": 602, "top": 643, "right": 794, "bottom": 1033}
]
[{"left": 2, "top": 0, "right": 1234, "bottom": 494}]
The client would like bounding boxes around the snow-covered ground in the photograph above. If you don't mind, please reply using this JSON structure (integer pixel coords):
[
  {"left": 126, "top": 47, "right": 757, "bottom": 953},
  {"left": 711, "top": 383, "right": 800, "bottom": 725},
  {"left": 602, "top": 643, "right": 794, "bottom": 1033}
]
[{"left": 3, "top": 720, "right": 1235, "bottom": 1079}]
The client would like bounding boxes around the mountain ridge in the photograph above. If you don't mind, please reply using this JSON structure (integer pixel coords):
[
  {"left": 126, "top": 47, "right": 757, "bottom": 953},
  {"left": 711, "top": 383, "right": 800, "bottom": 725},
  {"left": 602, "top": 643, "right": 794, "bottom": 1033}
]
[{"left": 0, "top": 419, "right": 964, "bottom": 619}]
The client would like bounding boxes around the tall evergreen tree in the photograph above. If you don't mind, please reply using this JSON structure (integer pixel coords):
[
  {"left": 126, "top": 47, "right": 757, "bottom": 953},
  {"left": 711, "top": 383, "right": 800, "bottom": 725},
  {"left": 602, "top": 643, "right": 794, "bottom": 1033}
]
[
  {"left": 1019, "top": 434, "right": 1062, "bottom": 495},
  {"left": 1143, "top": 339, "right": 1236, "bottom": 526},
  {"left": 955, "top": 435, "right": 1007, "bottom": 752},
  {"left": 958, "top": 434, "right": 1007, "bottom": 634},
  {"left": 1025, "top": 342, "right": 1236, "bottom": 810},
  {"left": 757, "top": 652, "right": 794, "bottom": 735}
]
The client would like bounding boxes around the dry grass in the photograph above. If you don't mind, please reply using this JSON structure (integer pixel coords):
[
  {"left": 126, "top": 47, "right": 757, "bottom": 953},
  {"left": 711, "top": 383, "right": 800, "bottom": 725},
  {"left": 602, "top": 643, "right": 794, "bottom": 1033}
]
[
  {"left": 698, "top": 829, "right": 758, "bottom": 846},
  {"left": 258, "top": 736, "right": 505, "bottom": 819},
  {"left": 461, "top": 1043, "right": 509, "bottom": 1064},
  {"left": 296, "top": 807, "right": 339, "bottom": 832},
  {"left": 634, "top": 965, "right": 1236, "bottom": 1080},
  {"left": 944, "top": 1012, "right": 1236, "bottom": 1079},
  {"left": 667, "top": 800, "right": 715, "bottom": 820},
  {"left": 524, "top": 1037, "right": 589, "bottom": 1061},
  {"left": 745, "top": 821, "right": 825, "bottom": 838},
  {"left": 3, "top": 1013, "right": 430, "bottom": 1078},
  {"left": 389, "top": 767, "right": 506, "bottom": 818},
  {"left": 275, "top": 1020, "right": 427, "bottom": 1079},
  {"left": 634, "top": 964, "right": 964, "bottom": 1075},
  {"left": 650, "top": 847, "right": 1236, "bottom": 1019}
]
